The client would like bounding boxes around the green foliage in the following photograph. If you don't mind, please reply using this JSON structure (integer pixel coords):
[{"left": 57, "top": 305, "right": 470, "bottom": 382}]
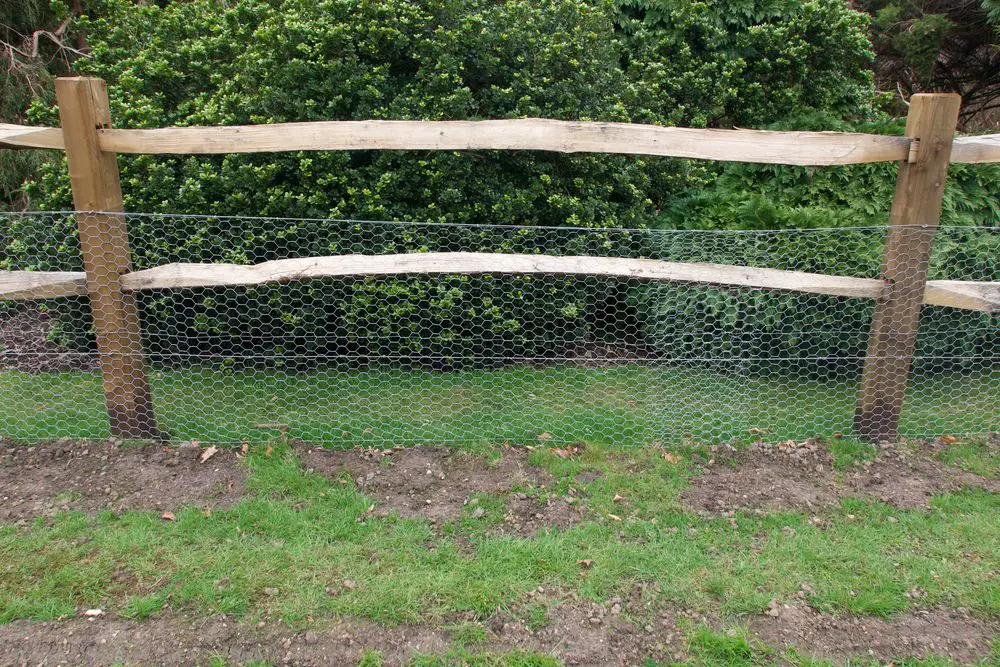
[
  {"left": 16, "top": 0, "right": 884, "bottom": 361},
  {"left": 856, "top": 0, "right": 1000, "bottom": 125},
  {"left": 614, "top": 0, "right": 878, "bottom": 127},
  {"left": 0, "top": 0, "right": 82, "bottom": 211}
]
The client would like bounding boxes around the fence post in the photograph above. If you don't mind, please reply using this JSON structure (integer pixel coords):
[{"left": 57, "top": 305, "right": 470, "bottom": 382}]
[
  {"left": 55, "top": 77, "right": 162, "bottom": 440},
  {"left": 853, "top": 93, "right": 961, "bottom": 444}
]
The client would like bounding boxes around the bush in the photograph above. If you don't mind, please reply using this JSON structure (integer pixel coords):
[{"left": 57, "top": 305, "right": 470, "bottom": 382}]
[{"left": 14, "top": 0, "right": 908, "bottom": 364}]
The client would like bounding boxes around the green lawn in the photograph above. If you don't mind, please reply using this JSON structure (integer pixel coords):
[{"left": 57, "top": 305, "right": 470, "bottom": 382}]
[
  {"left": 0, "top": 441, "right": 997, "bottom": 665},
  {"left": 0, "top": 364, "right": 996, "bottom": 445}
]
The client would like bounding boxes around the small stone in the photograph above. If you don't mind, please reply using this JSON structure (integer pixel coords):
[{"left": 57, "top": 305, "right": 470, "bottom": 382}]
[
  {"left": 342, "top": 579, "right": 358, "bottom": 590},
  {"left": 264, "top": 587, "right": 280, "bottom": 596},
  {"left": 471, "top": 507, "right": 486, "bottom": 519},
  {"left": 303, "top": 631, "right": 318, "bottom": 645}
]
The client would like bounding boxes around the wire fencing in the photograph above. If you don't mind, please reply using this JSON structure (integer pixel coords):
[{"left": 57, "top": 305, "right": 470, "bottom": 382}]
[{"left": 0, "top": 211, "right": 996, "bottom": 446}]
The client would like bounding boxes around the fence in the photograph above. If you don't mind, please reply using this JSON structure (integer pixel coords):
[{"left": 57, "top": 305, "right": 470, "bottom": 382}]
[{"left": 0, "top": 77, "right": 998, "bottom": 446}]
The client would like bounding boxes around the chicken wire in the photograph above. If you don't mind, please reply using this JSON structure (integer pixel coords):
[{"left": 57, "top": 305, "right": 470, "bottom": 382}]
[{"left": 0, "top": 211, "right": 996, "bottom": 446}]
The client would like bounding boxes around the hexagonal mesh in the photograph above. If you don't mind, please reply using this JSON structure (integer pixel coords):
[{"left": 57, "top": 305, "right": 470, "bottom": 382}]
[{"left": 0, "top": 211, "right": 996, "bottom": 446}]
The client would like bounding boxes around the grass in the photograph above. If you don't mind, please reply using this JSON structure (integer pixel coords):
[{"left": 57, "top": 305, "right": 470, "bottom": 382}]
[
  {"left": 0, "top": 364, "right": 995, "bottom": 445},
  {"left": 0, "top": 439, "right": 997, "bottom": 665},
  {"left": 0, "top": 362, "right": 996, "bottom": 664}
]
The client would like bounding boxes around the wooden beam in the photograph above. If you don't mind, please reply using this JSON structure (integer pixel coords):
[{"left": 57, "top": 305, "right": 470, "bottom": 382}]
[
  {"left": 0, "top": 123, "right": 65, "bottom": 150},
  {"left": 96, "top": 119, "right": 911, "bottom": 166},
  {"left": 121, "top": 253, "right": 885, "bottom": 297},
  {"left": 950, "top": 133, "right": 1000, "bottom": 164},
  {"left": 56, "top": 77, "right": 162, "bottom": 440},
  {"left": 5, "top": 118, "right": 1000, "bottom": 166},
  {"left": 1, "top": 261, "right": 993, "bottom": 313},
  {"left": 854, "top": 94, "right": 962, "bottom": 444},
  {"left": 923, "top": 280, "right": 1000, "bottom": 313},
  {"left": 0, "top": 271, "right": 88, "bottom": 300}
]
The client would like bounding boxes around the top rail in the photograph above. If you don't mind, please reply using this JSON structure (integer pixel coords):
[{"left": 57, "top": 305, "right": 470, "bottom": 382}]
[
  {"left": 94, "top": 120, "right": 911, "bottom": 166},
  {"left": 0, "top": 120, "right": 909, "bottom": 166},
  {"left": 951, "top": 134, "right": 1000, "bottom": 164},
  {"left": 4, "top": 120, "right": 998, "bottom": 165}
]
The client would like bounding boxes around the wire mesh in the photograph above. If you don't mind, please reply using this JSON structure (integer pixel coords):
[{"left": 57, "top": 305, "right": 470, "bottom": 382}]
[{"left": 0, "top": 211, "right": 996, "bottom": 446}]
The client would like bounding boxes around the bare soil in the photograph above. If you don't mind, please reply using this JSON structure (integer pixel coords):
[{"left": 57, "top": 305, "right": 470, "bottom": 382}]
[
  {"left": 750, "top": 603, "right": 996, "bottom": 664},
  {"left": 0, "top": 308, "right": 96, "bottom": 373},
  {"left": 682, "top": 438, "right": 998, "bottom": 514},
  {"left": 301, "top": 445, "right": 587, "bottom": 536},
  {"left": 0, "top": 439, "right": 247, "bottom": 523},
  {"left": 0, "top": 600, "right": 993, "bottom": 666}
]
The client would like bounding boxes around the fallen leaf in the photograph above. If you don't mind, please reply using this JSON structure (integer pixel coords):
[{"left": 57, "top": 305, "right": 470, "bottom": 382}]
[
  {"left": 551, "top": 445, "right": 582, "bottom": 459},
  {"left": 938, "top": 435, "right": 958, "bottom": 445},
  {"left": 342, "top": 579, "right": 358, "bottom": 590},
  {"left": 203, "top": 507, "right": 212, "bottom": 518},
  {"left": 199, "top": 445, "right": 219, "bottom": 463},
  {"left": 82, "top": 609, "right": 104, "bottom": 617},
  {"left": 34, "top": 403, "right": 48, "bottom": 411},
  {"left": 577, "top": 558, "right": 594, "bottom": 568},
  {"left": 613, "top": 494, "right": 625, "bottom": 503},
  {"left": 161, "top": 511, "right": 176, "bottom": 521},
  {"left": 265, "top": 446, "right": 273, "bottom": 457},
  {"left": 607, "top": 513, "right": 622, "bottom": 522},
  {"left": 239, "top": 442, "right": 249, "bottom": 456},
  {"left": 537, "top": 432, "right": 553, "bottom": 442},
  {"left": 660, "top": 451, "right": 679, "bottom": 463}
]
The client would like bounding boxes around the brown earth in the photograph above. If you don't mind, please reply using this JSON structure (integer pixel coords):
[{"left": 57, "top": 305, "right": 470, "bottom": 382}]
[
  {"left": 682, "top": 438, "right": 998, "bottom": 514},
  {"left": 0, "top": 439, "right": 247, "bottom": 523},
  {"left": 0, "top": 308, "right": 96, "bottom": 373},
  {"left": 300, "top": 445, "right": 587, "bottom": 536},
  {"left": 0, "top": 598, "right": 993, "bottom": 666},
  {"left": 750, "top": 603, "right": 996, "bottom": 664}
]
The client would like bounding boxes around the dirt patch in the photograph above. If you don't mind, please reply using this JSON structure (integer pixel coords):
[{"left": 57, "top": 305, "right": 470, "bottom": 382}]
[
  {"left": 750, "top": 603, "right": 996, "bottom": 664},
  {"left": 0, "top": 614, "right": 452, "bottom": 666},
  {"left": 0, "top": 307, "right": 96, "bottom": 373},
  {"left": 0, "top": 440, "right": 247, "bottom": 523},
  {"left": 682, "top": 439, "right": 998, "bottom": 514},
  {"left": 0, "top": 600, "right": 993, "bottom": 665},
  {"left": 487, "top": 584, "right": 690, "bottom": 665},
  {"left": 845, "top": 441, "right": 1000, "bottom": 508},
  {"left": 301, "top": 445, "right": 585, "bottom": 536}
]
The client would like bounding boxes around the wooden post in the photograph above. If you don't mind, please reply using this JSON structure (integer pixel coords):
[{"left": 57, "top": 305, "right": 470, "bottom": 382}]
[
  {"left": 55, "top": 77, "right": 162, "bottom": 440},
  {"left": 853, "top": 93, "right": 961, "bottom": 443}
]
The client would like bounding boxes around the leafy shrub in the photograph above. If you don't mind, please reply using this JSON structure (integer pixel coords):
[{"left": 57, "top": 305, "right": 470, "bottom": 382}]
[{"left": 14, "top": 0, "right": 924, "bottom": 364}]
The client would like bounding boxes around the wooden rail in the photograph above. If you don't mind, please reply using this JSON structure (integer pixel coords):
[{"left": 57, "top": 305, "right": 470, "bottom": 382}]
[
  {"left": 94, "top": 121, "right": 911, "bottom": 166},
  {"left": 951, "top": 134, "right": 1000, "bottom": 163},
  {"left": 3, "top": 120, "right": 912, "bottom": 165},
  {"left": 3, "top": 258, "right": 996, "bottom": 312},
  {"left": 4, "top": 121, "right": 998, "bottom": 165}
]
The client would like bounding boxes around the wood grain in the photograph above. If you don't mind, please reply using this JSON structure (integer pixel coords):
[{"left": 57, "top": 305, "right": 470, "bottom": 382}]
[
  {"left": 56, "top": 77, "right": 161, "bottom": 440},
  {"left": 854, "top": 93, "right": 962, "bottom": 444},
  {"left": 95, "top": 119, "right": 911, "bottom": 166},
  {"left": 0, "top": 271, "right": 88, "bottom": 299}
]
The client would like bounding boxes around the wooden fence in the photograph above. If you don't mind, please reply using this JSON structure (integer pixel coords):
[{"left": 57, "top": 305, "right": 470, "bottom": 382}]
[{"left": 1, "top": 77, "right": 998, "bottom": 443}]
